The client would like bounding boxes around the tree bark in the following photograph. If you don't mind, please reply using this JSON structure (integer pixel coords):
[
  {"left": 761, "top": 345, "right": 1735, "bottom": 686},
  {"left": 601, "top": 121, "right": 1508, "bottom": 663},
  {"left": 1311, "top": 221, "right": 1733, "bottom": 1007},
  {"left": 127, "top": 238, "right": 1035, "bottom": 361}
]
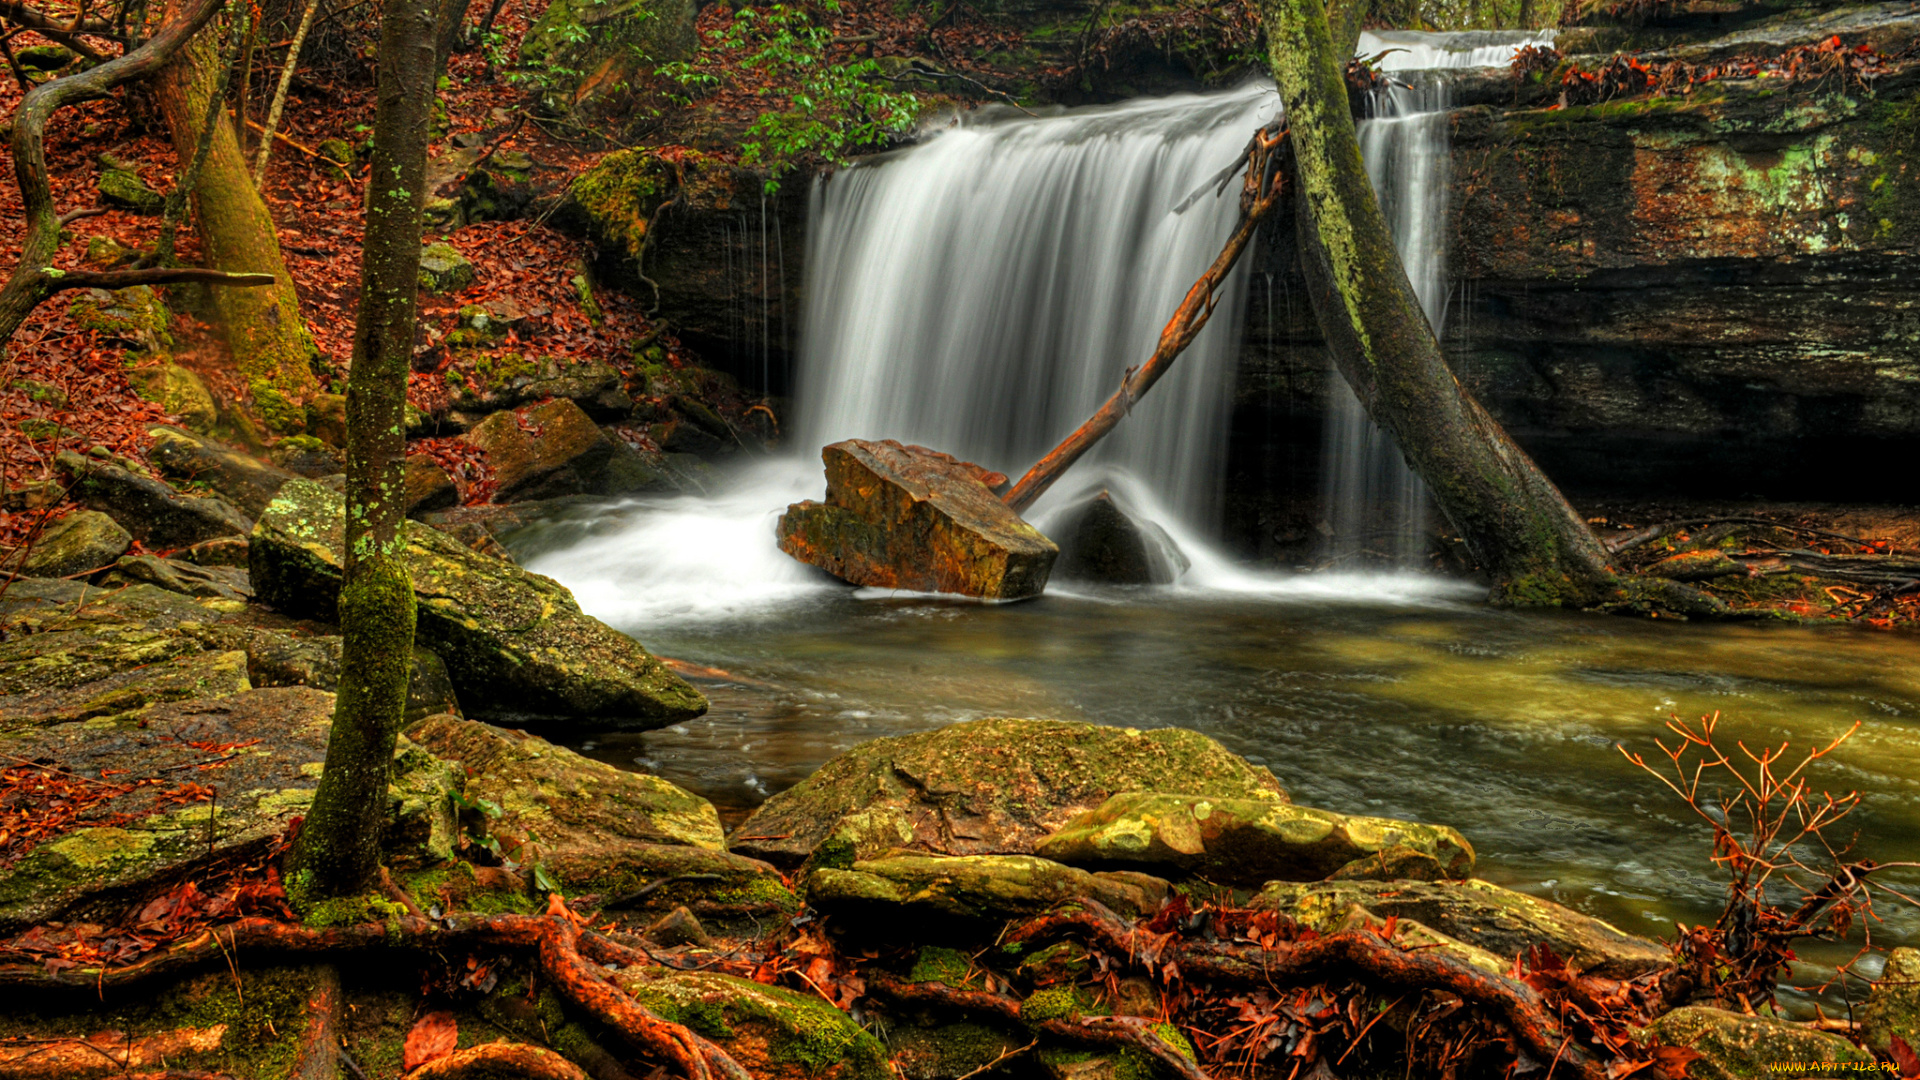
[
  {"left": 1258, "top": 0, "right": 1622, "bottom": 607},
  {"left": 152, "top": 0, "right": 320, "bottom": 435},
  {"left": 292, "top": 0, "right": 438, "bottom": 897}
]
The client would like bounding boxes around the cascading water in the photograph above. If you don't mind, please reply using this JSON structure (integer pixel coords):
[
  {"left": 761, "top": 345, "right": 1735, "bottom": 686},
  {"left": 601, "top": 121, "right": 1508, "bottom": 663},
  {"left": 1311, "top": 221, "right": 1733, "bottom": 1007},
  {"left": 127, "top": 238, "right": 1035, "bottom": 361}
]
[
  {"left": 1320, "top": 30, "right": 1555, "bottom": 567},
  {"left": 529, "top": 37, "right": 1548, "bottom": 623},
  {"left": 797, "top": 83, "right": 1276, "bottom": 528}
]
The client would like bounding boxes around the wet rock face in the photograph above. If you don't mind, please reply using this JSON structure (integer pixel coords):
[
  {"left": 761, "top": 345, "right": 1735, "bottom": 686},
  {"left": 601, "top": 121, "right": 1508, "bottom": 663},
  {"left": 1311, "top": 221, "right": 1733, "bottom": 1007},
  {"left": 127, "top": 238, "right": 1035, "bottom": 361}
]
[
  {"left": 777, "top": 439, "right": 1059, "bottom": 600},
  {"left": 249, "top": 479, "right": 706, "bottom": 726},
  {"left": 1051, "top": 491, "right": 1190, "bottom": 585},
  {"left": 19, "top": 509, "right": 132, "bottom": 578},
  {"left": 57, "top": 450, "right": 253, "bottom": 550},
  {"left": 463, "top": 399, "right": 615, "bottom": 503},
  {"left": 730, "top": 717, "right": 1288, "bottom": 868},
  {"left": 808, "top": 853, "right": 1172, "bottom": 923},
  {"left": 1036, "top": 791, "right": 1475, "bottom": 885},
  {"left": 1252, "top": 877, "right": 1672, "bottom": 978}
]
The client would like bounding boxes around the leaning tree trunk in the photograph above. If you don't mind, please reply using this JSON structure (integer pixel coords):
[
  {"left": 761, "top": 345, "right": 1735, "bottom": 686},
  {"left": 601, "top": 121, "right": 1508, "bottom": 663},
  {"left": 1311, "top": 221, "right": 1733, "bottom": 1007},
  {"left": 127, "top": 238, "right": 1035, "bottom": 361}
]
[
  {"left": 1258, "top": 0, "right": 1620, "bottom": 607},
  {"left": 292, "top": 0, "right": 439, "bottom": 898},
  {"left": 153, "top": 0, "right": 320, "bottom": 435}
]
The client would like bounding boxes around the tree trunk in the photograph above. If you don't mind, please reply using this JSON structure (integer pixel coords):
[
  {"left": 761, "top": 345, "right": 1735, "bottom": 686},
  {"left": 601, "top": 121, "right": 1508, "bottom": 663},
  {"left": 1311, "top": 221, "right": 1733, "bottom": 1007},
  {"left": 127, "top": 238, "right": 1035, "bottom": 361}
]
[
  {"left": 292, "top": 0, "right": 439, "bottom": 898},
  {"left": 152, "top": 0, "right": 320, "bottom": 435},
  {"left": 1258, "top": 0, "right": 1620, "bottom": 607}
]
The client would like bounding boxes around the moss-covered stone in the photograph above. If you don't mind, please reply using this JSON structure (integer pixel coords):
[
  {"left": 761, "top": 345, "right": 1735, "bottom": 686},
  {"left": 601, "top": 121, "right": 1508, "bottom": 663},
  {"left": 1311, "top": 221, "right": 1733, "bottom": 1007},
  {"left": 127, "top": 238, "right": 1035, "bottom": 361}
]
[
  {"left": 249, "top": 478, "right": 705, "bottom": 725},
  {"left": 69, "top": 285, "right": 171, "bottom": 349},
  {"left": 613, "top": 967, "right": 889, "bottom": 1079},
  {"left": 890, "top": 1022, "right": 1026, "bottom": 1080},
  {"left": 56, "top": 448, "right": 254, "bottom": 548},
  {"left": 127, "top": 364, "right": 220, "bottom": 433},
  {"left": 807, "top": 853, "right": 1171, "bottom": 923},
  {"left": 1862, "top": 947, "right": 1920, "bottom": 1059},
  {"left": 98, "top": 167, "right": 165, "bottom": 214},
  {"left": 147, "top": 425, "right": 297, "bottom": 518},
  {"left": 102, "top": 553, "right": 253, "bottom": 601},
  {"left": 1036, "top": 791, "right": 1473, "bottom": 885},
  {"left": 19, "top": 508, "right": 132, "bottom": 578},
  {"left": 418, "top": 242, "right": 476, "bottom": 293},
  {"left": 732, "top": 717, "right": 1286, "bottom": 868},
  {"left": 909, "top": 946, "right": 977, "bottom": 986},
  {"left": 0, "top": 642, "right": 250, "bottom": 731},
  {"left": 1640, "top": 1006, "right": 1873, "bottom": 1080},
  {"left": 1251, "top": 877, "right": 1669, "bottom": 978}
]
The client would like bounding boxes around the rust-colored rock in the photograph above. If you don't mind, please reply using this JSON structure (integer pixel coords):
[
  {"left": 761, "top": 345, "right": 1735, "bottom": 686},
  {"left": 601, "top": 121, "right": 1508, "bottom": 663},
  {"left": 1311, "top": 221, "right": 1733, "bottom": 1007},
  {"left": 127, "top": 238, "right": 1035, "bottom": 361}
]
[
  {"left": 463, "top": 398, "right": 613, "bottom": 503},
  {"left": 776, "top": 439, "right": 1056, "bottom": 600}
]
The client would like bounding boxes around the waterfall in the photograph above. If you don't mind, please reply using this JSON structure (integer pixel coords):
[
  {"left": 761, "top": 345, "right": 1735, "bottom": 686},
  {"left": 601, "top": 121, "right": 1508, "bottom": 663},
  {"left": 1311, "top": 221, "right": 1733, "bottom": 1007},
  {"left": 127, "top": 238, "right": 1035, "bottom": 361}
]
[
  {"left": 1321, "top": 30, "right": 1555, "bottom": 567},
  {"left": 797, "top": 83, "right": 1278, "bottom": 528},
  {"left": 528, "top": 37, "right": 1550, "bottom": 622}
]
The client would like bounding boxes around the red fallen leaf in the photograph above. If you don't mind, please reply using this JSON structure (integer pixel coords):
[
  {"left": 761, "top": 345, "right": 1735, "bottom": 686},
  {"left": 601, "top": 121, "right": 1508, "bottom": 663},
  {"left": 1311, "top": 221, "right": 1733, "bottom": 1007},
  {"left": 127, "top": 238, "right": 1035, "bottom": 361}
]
[
  {"left": 404, "top": 1010, "right": 459, "bottom": 1072},
  {"left": 1890, "top": 1035, "right": 1919, "bottom": 1080},
  {"left": 1647, "top": 1044, "right": 1704, "bottom": 1079}
]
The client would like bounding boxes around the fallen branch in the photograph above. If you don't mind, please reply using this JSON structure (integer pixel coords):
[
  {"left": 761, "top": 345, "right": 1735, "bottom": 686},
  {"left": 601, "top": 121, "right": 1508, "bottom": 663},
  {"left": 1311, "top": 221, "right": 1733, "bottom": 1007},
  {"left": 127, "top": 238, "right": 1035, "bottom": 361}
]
[
  {"left": 1001, "top": 121, "right": 1288, "bottom": 514},
  {"left": 45, "top": 267, "right": 277, "bottom": 291},
  {"left": 1607, "top": 516, "right": 1885, "bottom": 555}
]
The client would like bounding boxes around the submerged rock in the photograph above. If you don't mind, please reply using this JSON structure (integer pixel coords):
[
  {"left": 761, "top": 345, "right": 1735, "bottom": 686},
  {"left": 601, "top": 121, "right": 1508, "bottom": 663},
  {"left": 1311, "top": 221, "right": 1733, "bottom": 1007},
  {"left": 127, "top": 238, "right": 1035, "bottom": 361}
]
[
  {"left": 612, "top": 967, "right": 888, "bottom": 1080},
  {"left": 1051, "top": 490, "right": 1189, "bottom": 585},
  {"left": 250, "top": 478, "right": 705, "bottom": 725},
  {"left": 1036, "top": 792, "right": 1473, "bottom": 885},
  {"left": 19, "top": 509, "right": 132, "bottom": 577},
  {"left": 57, "top": 449, "right": 253, "bottom": 549},
  {"left": 777, "top": 439, "right": 1058, "bottom": 600},
  {"left": 808, "top": 853, "right": 1172, "bottom": 923},
  {"left": 1252, "top": 877, "right": 1671, "bottom": 978},
  {"left": 731, "top": 717, "right": 1286, "bottom": 868},
  {"left": 1640, "top": 1006, "right": 1873, "bottom": 1080}
]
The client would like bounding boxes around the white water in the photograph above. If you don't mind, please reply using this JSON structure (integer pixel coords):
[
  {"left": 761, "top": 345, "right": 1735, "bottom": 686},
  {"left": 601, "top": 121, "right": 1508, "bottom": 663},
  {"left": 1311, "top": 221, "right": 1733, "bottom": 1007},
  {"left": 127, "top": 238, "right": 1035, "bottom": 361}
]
[
  {"left": 1321, "top": 30, "right": 1554, "bottom": 567},
  {"left": 531, "top": 38, "right": 1549, "bottom": 625}
]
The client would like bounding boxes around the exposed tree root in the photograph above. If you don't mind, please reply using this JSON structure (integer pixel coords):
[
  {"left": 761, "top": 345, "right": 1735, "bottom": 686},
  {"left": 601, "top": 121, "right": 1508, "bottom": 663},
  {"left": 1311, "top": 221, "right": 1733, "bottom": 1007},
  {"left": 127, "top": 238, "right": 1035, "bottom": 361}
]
[
  {"left": 410, "top": 1042, "right": 591, "bottom": 1080},
  {"left": 0, "top": 912, "right": 747, "bottom": 1080},
  {"left": 0, "top": 1028, "right": 229, "bottom": 1079},
  {"left": 868, "top": 972, "right": 1212, "bottom": 1080},
  {"left": 1004, "top": 901, "right": 1615, "bottom": 1080}
]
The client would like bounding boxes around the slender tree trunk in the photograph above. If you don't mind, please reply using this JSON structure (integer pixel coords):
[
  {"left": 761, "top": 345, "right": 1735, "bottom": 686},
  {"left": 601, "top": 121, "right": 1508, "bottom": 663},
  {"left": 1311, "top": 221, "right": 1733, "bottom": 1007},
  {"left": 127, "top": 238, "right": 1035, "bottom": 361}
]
[
  {"left": 292, "top": 0, "right": 439, "bottom": 898},
  {"left": 252, "top": 0, "right": 325, "bottom": 187},
  {"left": 153, "top": 0, "right": 320, "bottom": 434},
  {"left": 1258, "top": 0, "right": 1620, "bottom": 606}
]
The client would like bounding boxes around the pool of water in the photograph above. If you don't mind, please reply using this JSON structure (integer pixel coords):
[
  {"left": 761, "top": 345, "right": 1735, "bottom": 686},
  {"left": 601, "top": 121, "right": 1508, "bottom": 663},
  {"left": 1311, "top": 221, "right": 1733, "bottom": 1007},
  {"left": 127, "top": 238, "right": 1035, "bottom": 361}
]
[{"left": 509, "top": 494, "right": 1920, "bottom": 1008}]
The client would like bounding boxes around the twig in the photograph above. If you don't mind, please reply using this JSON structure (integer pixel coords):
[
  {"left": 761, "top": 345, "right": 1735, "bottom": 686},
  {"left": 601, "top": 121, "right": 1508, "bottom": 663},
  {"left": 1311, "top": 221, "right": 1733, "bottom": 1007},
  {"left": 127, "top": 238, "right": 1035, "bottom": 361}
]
[
  {"left": 952, "top": 1038, "right": 1037, "bottom": 1080},
  {"left": 251, "top": 0, "right": 326, "bottom": 187}
]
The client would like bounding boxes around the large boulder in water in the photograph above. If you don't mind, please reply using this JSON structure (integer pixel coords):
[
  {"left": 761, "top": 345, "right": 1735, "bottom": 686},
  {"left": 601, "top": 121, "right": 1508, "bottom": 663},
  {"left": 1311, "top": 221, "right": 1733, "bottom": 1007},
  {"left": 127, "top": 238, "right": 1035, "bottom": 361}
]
[
  {"left": 1051, "top": 490, "right": 1189, "bottom": 585},
  {"left": 729, "top": 717, "right": 1287, "bottom": 868},
  {"left": 776, "top": 440, "right": 1058, "bottom": 600},
  {"left": 249, "top": 478, "right": 706, "bottom": 727}
]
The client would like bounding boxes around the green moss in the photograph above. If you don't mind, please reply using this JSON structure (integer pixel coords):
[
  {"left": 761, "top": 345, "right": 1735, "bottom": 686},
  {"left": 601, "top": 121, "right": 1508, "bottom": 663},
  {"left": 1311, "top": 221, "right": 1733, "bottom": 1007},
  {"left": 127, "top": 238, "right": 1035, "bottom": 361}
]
[
  {"left": 300, "top": 891, "right": 409, "bottom": 928},
  {"left": 909, "top": 946, "right": 974, "bottom": 986},
  {"left": 567, "top": 150, "right": 681, "bottom": 261},
  {"left": 810, "top": 832, "right": 857, "bottom": 872},
  {"left": 1150, "top": 1022, "right": 1196, "bottom": 1060},
  {"left": 621, "top": 969, "right": 886, "bottom": 1077},
  {"left": 1020, "top": 985, "right": 1088, "bottom": 1024}
]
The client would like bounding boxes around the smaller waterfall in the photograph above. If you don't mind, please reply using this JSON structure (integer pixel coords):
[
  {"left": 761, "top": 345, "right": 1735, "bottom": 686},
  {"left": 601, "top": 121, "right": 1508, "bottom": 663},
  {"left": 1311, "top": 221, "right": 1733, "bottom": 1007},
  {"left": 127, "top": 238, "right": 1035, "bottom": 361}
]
[{"left": 1320, "top": 30, "right": 1553, "bottom": 568}]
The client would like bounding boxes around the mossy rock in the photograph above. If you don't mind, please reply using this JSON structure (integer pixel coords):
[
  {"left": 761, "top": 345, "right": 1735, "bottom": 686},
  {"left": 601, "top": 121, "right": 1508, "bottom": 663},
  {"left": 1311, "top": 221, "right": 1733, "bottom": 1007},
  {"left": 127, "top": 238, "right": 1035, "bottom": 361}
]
[
  {"left": 891, "top": 1022, "right": 1028, "bottom": 1080},
  {"left": 69, "top": 285, "right": 171, "bottom": 348},
  {"left": 0, "top": 964, "right": 333, "bottom": 1079},
  {"left": 56, "top": 447, "right": 254, "bottom": 548},
  {"left": 127, "top": 364, "right": 219, "bottom": 433},
  {"left": 612, "top": 967, "right": 889, "bottom": 1080},
  {"left": 1640, "top": 1006, "right": 1873, "bottom": 1080},
  {"left": 807, "top": 853, "right": 1172, "bottom": 924},
  {"left": 462, "top": 398, "right": 614, "bottom": 503},
  {"left": 731, "top": 717, "right": 1287, "bottom": 868},
  {"left": 1862, "top": 947, "right": 1920, "bottom": 1058},
  {"left": 1037, "top": 791, "right": 1474, "bottom": 886},
  {"left": 98, "top": 167, "right": 164, "bottom": 214},
  {"left": 20, "top": 508, "right": 132, "bottom": 578},
  {"left": 1251, "top": 878, "right": 1670, "bottom": 978},
  {"left": 15, "top": 43, "right": 77, "bottom": 71},
  {"left": 249, "top": 479, "right": 706, "bottom": 725},
  {"left": 316, "top": 137, "right": 354, "bottom": 181},
  {"left": 102, "top": 554, "right": 252, "bottom": 602},
  {"left": 418, "top": 242, "right": 477, "bottom": 293}
]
